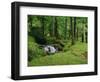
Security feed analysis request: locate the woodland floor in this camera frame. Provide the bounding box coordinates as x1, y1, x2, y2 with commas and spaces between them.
28, 42, 88, 66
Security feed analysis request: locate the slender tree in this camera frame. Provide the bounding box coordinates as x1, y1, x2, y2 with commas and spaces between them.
70, 17, 74, 45
74, 17, 76, 41
81, 18, 85, 42
82, 32, 84, 42
76, 27, 78, 40
85, 31, 87, 43
85, 24, 88, 43
65, 17, 67, 39
49, 17, 52, 37
54, 17, 58, 38
41, 16, 45, 36
76, 18, 79, 40
52, 16, 55, 36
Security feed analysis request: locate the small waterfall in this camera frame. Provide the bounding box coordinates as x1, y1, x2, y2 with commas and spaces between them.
44, 45, 57, 54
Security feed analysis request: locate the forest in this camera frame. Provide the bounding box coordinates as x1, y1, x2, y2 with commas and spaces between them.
28, 15, 88, 66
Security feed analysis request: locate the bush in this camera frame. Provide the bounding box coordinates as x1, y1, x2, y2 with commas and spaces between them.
45, 37, 56, 44
29, 27, 47, 45
45, 37, 66, 51
63, 42, 71, 52
53, 44, 63, 51
55, 40, 65, 47
28, 48, 34, 61
28, 36, 46, 61
46, 37, 65, 45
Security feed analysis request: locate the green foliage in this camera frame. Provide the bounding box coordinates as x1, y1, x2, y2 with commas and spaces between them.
28, 42, 87, 66
53, 44, 63, 51
28, 15, 88, 65
28, 36, 46, 61
63, 41, 72, 51
45, 37, 66, 51
45, 37, 56, 44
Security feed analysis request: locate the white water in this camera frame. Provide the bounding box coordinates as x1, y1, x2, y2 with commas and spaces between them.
44, 45, 57, 54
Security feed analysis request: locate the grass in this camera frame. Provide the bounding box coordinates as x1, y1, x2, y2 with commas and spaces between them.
28, 42, 88, 66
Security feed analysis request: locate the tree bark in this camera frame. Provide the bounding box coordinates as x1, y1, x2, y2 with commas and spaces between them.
85, 31, 87, 43
41, 17, 45, 36
65, 17, 67, 39
54, 17, 58, 38
81, 20, 84, 42
76, 27, 78, 40
70, 17, 74, 45
74, 17, 76, 41
82, 32, 84, 42
52, 16, 55, 36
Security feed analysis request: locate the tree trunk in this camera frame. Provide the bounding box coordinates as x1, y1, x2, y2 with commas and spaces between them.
76, 27, 78, 40
74, 17, 76, 41
65, 17, 67, 39
52, 16, 55, 36
83, 24, 86, 43
54, 17, 58, 38
70, 17, 74, 45
41, 17, 45, 36
85, 31, 87, 43
30, 17, 32, 28
49, 17, 53, 36
81, 22, 84, 42
82, 33, 84, 42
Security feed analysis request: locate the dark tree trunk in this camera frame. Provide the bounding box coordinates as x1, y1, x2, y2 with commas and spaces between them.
74, 17, 76, 40
52, 16, 55, 36
81, 19, 85, 43
49, 23, 52, 36
85, 31, 87, 43
41, 17, 45, 36
70, 17, 74, 45
30, 17, 32, 28
76, 27, 78, 40
82, 33, 84, 42
65, 17, 67, 39
49, 17, 53, 36
76, 18, 78, 41
54, 17, 58, 38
